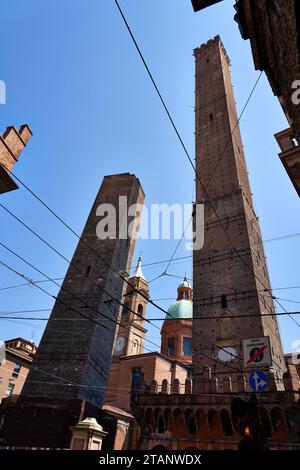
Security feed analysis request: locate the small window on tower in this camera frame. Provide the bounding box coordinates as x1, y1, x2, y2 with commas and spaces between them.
5, 383, 14, 397
138, 304, 143, 316
221, 295, 228, 309
185, 290, 189, 299
167, 337, 175, 356
122, 303, 129, 316
12, 364, 21, 377
133, 339, 139, 354
209, 113, 213, 121
86, 265, 91, 276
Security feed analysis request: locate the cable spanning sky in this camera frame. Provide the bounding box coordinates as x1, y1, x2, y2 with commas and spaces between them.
0, 0, 299, 353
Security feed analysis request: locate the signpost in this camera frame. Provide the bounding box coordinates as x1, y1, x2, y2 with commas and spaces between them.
249, 370, 268, 392
243, 336, 271, 368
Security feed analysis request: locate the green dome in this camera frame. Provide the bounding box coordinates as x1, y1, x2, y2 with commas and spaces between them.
167, 299, 192, 319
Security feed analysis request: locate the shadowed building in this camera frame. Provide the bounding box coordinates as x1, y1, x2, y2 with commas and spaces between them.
234, 0, 300, 197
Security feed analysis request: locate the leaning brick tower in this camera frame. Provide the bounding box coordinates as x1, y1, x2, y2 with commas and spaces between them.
193, 36, 286, 392
21, 173, 145, 408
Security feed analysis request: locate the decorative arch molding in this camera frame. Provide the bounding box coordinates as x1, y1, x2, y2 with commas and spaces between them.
217, 310, 236, 340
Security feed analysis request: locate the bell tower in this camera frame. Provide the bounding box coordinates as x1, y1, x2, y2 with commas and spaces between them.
113, 257, 148, 357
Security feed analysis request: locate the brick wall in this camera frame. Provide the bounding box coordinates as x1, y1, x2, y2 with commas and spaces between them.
21, 173, 145, 408
193, 37, 286, 390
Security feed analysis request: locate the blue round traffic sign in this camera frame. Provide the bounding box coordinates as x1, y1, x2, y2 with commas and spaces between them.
249, 370, 268, 392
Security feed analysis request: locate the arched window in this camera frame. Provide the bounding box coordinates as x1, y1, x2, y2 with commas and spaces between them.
85, 265, 91, 276
138, 304, 143, 316
158, 416, 165, 433
221, 294, 228, 309
133, 339, 139, 354
220, 409, 233, 436
223, 376, 232, 393
271, 407, 284, 433
285, 408, 296, 432
164, 409, 172, 431
208, 409, 218, 431
185, 410, 197, 435
261, 408, 272, 437
145, 408, 155, 431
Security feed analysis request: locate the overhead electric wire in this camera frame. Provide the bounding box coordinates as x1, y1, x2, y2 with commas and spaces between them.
0, 246, 164, 354
0, 231, 242, 369
0, 257, 161, 356
0, 2, 292, 376
0, 199, 292, 368
0, 200, 244, 365
2, 310, 300, 322
114, 0, 300, 335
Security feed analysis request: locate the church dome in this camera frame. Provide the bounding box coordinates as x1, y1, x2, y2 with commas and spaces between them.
166, 277, 193, 319
167, 299, 192, 319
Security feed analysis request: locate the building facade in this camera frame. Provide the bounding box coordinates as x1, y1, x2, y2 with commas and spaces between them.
105, 262, 193, 415
0, 124, 32, 194
234, 0, 300, 196
0, 338, 36, 402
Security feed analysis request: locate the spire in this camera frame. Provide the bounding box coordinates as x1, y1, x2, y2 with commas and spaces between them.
131, 256, 147, 282
178, 275, 192, 289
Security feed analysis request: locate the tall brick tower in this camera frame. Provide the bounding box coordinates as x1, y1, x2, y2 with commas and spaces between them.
21, 173, 145, 408
193, 37, 286, 391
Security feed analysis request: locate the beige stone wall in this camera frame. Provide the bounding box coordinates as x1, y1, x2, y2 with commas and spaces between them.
105, 354, 189, 412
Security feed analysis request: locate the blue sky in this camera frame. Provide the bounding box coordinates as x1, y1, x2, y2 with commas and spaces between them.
0, 0, 299, 354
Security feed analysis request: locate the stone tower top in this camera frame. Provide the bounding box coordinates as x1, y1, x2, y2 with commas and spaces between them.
193, 35, 230, 65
